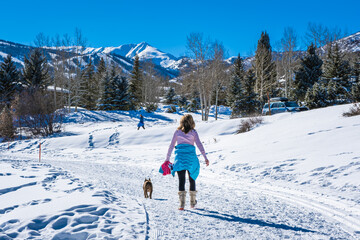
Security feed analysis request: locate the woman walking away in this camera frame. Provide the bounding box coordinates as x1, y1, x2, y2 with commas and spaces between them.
164, 114, 209, 210
137, 114, 145, 130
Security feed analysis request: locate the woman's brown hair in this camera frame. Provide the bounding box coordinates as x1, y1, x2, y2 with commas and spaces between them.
177, 114, 195, 134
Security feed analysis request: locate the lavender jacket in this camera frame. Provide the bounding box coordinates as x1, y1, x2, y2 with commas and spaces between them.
166, 129, 208, 162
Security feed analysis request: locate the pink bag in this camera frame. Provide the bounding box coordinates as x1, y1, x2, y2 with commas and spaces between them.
160, 161, 172, 176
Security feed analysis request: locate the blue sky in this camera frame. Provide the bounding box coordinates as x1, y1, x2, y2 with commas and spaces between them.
1, 0, 359, 58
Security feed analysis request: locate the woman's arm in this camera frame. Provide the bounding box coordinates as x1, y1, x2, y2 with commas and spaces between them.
193, 130, 209, 162
165, 130, 178, 162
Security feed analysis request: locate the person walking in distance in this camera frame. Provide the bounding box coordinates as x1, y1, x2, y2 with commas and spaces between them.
164, 114, 209, 210
137, 114, 145, 130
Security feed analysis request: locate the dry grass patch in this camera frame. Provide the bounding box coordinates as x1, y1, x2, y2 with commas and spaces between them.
237, 116, 264, 134
343, 103, 360, 117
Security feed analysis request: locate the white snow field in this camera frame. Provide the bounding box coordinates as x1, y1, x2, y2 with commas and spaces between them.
0, 104, 360, 239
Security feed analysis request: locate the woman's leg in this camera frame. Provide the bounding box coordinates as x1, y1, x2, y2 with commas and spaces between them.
187, 171, 196, 191
177, 170, 186, 191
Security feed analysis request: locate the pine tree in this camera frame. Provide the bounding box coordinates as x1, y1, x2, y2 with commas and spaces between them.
237, 68, 260, 116
165, 87, 176, 104
327, 80, 339, 105
305, 82, 328, 109
95, 57, 107, 105
112, 75, 129, 110
0, 106, 15, 141
187, 91, 201, 112
254, 32, 277, 101
0, 55, 19, 107
227, 54, 245, 110
351, 57, 360, 102
99, 71, 112, 110
128, 55, 143, 110
22, 48, 50, 90
323, 43, 351, 89
80, 60, 97, 110
178, 96, 188, 109
293, 43, 323, 102
352, 83, 360, 102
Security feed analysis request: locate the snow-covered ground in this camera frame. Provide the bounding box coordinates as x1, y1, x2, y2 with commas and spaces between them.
1, 104, 360, 239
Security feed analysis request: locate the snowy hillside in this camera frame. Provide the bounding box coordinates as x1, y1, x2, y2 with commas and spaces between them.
1, 104, 360, 239
334, 31, 360, 52
1, 30, 359, 81
0, 40, 181, 78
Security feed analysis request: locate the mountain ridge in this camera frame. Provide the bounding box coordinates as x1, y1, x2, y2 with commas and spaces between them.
0, 31, 359, 79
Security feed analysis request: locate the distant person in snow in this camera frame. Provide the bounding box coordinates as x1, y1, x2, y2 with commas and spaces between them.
164, 114, 209, 210
137, 114, 145, 130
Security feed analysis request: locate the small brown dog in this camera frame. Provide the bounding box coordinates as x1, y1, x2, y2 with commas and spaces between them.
143, 178, 153, 199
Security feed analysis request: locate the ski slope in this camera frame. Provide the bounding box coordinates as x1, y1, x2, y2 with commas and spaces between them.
1, 104, 360, 239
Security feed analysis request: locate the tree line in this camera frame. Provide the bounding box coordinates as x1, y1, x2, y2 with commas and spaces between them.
0, 30, 166, 141
1, 24, 360, 140
175, 23, 359, 120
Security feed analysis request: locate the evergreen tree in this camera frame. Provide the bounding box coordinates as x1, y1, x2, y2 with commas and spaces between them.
128, 55, 143, 110
293, 43, 323, 102
95, 57, 107, 106
305, 82, 328, 109
165, 87, 176, 104
254, 31, 277, 100
352, 83, 360, 102
0, 55, 19, 107
323, 43, 351, 89
80, 60, 97, 110
99, 65, 129, 110
178, 96, 187, 108
0, 105, 15, 141
236, 68, 260, 116
227, 54, 245, 109
99, 71, 112, 110
112, 75, 129, 110
187, 91, 201, 112
327, 80, 339, 105
22, 48, 50, 90
351, 57, 360, 102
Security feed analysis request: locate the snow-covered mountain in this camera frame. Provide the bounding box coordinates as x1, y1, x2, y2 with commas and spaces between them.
0, 40, 181, 79
0, 31, 359, 80
334, 31, 360, 52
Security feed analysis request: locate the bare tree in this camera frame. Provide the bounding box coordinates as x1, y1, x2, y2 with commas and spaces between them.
281, 27, 297, 98
305, 22, 329, 49
142, 60, 161, 109
209, 40, 228, 120
73, 28, 87, 112
186, 32, 212, 120
305, 23, 345, 56
34, 32, 50, 48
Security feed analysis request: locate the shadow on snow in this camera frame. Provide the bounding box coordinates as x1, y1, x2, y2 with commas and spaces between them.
190, 209, 318, 234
